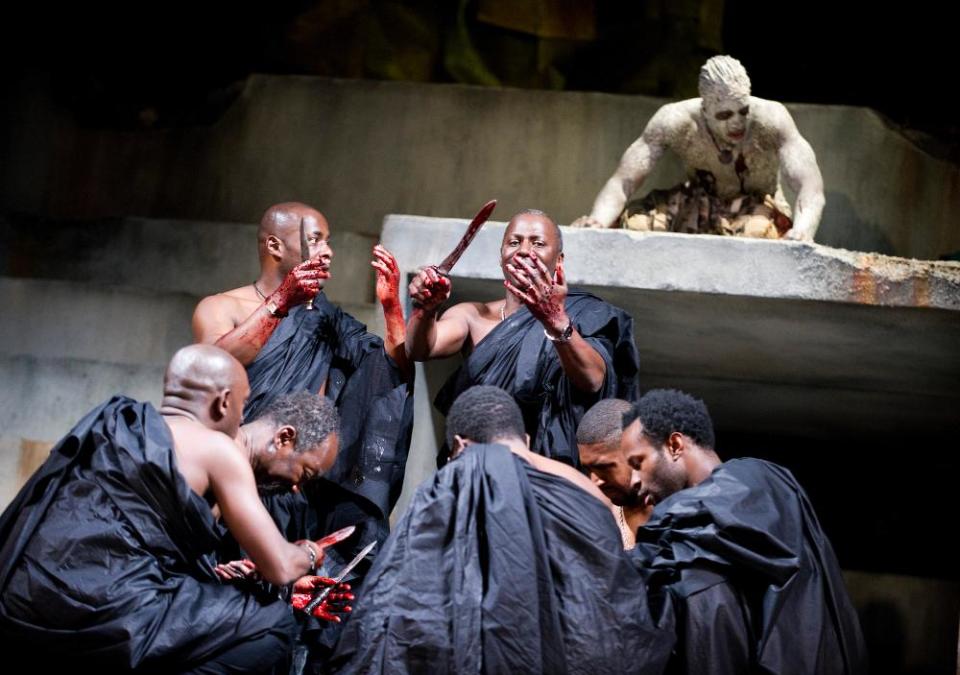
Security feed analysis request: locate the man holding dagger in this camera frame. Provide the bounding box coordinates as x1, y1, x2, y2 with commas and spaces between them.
192, 202, 414, 664
406, 207, 640, 468
0, 345, 353, 673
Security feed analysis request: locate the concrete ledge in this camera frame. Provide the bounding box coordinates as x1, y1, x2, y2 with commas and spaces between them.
382, 214, 960, 498
0, 277, 384, 369
383, 215, 960, 311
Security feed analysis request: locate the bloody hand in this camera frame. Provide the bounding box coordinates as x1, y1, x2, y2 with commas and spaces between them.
408, 265, 451, 313
291, 576, 355, 622
504, 252, 569, 335
371, 245, 401, 309
270, 259, 330, 315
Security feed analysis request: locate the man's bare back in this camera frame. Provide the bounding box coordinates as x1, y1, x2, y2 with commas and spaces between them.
509, 442, 611, 507
166, 415, 244, 501
158, 344, 331, 585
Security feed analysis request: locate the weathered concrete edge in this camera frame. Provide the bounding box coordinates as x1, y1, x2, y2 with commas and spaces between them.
382, 215, 960, 311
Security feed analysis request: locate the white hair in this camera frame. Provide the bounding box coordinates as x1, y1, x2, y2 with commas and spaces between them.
698, 55, 751, 105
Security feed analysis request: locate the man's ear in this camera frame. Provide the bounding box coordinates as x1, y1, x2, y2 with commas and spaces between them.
450, 434, 471, 460
211, 388, 231, 421
523, 433, 531, 449
266, 234, 284, 260
666, 431, 685, 460
274, 425, 298, 455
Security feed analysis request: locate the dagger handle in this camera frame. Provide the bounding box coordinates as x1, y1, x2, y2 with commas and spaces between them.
303, 583, 335, 614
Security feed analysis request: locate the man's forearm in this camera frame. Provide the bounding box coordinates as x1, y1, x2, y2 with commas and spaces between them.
790, 188, 825, 241
381, 298, 412, 380
404, 307, 440, 361
590, 177, 631, 228
215, 307, 282, 366
553, 331, 606, 393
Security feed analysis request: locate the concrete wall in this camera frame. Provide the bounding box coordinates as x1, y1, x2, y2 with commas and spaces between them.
0, 217, 384, 508
3, 74, 958, 260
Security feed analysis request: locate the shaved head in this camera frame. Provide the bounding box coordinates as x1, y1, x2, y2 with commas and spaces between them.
256, 202, 332, 276
506, 209, 563, 252
162, 344, 250, 437
578, 398, 638, 506
165, 344, 246, 395
258, 202, 327, 242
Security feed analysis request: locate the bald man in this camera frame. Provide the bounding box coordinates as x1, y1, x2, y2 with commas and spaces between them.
0, 345, 349, 673
193, 202, 406, 373
572, 56, 824, 241
191, 202, 414, 617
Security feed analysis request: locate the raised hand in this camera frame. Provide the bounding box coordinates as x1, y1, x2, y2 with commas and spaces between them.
271, 259, 330, 314
504, 252, 570, 335
408, 265, 452, 313
371, 245, 401, 309
371, 244, 412, 379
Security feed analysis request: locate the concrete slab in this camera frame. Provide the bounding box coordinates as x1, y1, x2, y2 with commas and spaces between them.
383, 215, 960, 311
382, 215, 960, 514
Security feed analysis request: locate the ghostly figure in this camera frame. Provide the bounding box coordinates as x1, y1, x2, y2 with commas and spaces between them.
573, 55, 825, 241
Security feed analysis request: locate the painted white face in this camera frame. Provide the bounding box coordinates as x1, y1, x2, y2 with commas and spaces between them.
704, 96, 750, 145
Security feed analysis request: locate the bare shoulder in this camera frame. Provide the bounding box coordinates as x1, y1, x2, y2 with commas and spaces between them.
750, 97, 798, 138
193, 286, 259, 336
440, 300, 484, 320
649, 99, 698, 132
516, 449, 611, 506
165, 417, 247, 495
167, 417, 239, 457
197, 285, 257, 313
191, 424, 249, 478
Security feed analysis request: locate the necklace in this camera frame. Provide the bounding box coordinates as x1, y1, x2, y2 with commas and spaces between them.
500, 303, 506, 322
253, 281, 267, 300
616, 506, 630, 545
703, 112, 735, 165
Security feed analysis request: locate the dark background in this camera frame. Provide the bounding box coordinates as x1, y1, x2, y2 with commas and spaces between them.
2, 1, 957, 161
